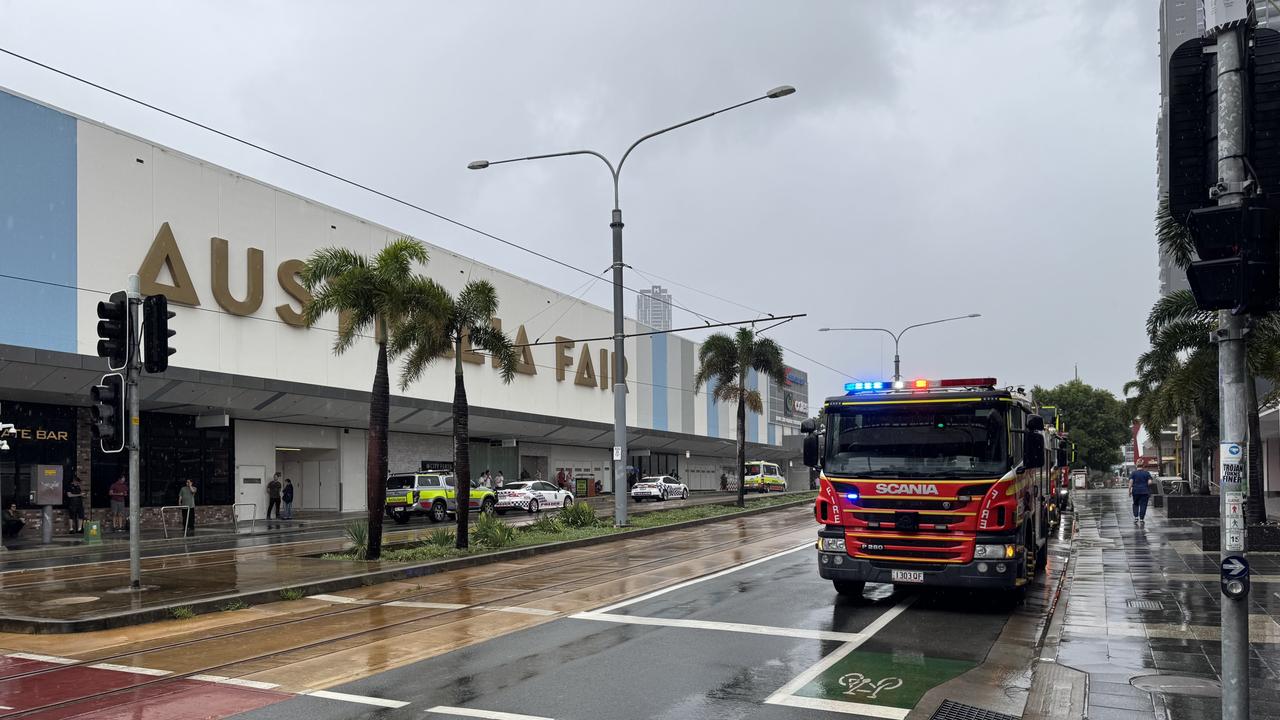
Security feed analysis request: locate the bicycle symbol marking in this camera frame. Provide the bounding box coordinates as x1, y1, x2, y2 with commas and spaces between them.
837, 673, 904, 700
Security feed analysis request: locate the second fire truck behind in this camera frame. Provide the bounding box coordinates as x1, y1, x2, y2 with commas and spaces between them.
801, 377, 1059, 597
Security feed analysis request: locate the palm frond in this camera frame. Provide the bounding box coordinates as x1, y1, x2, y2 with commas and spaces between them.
1146, 289, 1213, 340
456, 280, 500, 329
1156, 194, 1196, 271
743, 389, 764, 414
469, 324, 517, 384
713, 382, 742, 404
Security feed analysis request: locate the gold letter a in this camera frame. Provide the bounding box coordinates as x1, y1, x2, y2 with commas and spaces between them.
138, 223, 201, 306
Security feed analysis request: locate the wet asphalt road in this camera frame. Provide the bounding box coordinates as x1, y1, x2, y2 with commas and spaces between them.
230, 542, 1030, 720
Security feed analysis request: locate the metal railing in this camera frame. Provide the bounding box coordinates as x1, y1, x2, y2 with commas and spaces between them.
159, 505, 193, 539
232, 503, 257, 532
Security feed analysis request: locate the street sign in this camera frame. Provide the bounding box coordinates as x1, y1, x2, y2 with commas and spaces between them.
613, 446, 622, 461
1219, 442, 1242, 485
1205, 0, 1251, 34
1221, 555, 1249, 578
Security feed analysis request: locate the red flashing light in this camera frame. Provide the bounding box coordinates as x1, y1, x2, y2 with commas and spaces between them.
939, 377, 998, 388
913, 379, 929, 389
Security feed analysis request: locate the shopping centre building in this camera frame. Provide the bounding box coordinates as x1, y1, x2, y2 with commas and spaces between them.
0, 87, 811, 523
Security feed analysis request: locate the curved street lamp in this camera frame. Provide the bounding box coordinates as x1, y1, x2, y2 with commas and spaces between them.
469, 86, 795, 526
818, 313, 981, 382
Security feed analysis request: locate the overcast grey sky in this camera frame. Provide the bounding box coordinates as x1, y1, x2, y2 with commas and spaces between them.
0, 0, 1156, 402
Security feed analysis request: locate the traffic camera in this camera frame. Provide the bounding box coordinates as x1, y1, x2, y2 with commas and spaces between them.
142, 294, 176, 373
96, 291, 130, 370
90, 373, 125, 453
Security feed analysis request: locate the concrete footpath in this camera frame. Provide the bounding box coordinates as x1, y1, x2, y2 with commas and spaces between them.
1028, 489, 1280, 720
0, 492, 812, 633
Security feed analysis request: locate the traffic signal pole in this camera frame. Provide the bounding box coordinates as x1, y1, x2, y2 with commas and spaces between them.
1214, 24, 1250, 720
127, 274, 142, 589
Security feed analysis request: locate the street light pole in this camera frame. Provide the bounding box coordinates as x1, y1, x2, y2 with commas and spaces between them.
819, 313, 981, 382
469, 86, 795, 527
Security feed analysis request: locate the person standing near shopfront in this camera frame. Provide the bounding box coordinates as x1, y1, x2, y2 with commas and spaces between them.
266, 472, 282, 520
64, 474, 85, 534
1128, 467, 1152, 526
282, 478, 294, 520
178, 478, 197, 537
109, 474, 128, 533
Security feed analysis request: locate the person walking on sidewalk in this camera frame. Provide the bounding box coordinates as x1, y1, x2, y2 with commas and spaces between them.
282, 478, 294, 520
109, 474, 127, 533
1128, 467, 1152, 525
266, 472, 282, 520
178, 478, 197, 537
65, 475, 85, 534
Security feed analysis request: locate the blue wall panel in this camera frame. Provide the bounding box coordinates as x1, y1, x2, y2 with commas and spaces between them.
0, 91, 77, 352
747, 369, 759, 443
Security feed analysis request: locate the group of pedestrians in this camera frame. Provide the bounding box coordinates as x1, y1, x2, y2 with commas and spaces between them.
476, 469, 505, 490
266, 472, 294, 520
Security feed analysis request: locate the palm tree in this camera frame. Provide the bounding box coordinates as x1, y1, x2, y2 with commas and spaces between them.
394, 279, 517, 548
694, 327, 786, 508
300, 238, 430, 560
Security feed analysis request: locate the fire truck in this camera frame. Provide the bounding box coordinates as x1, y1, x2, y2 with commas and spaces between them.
801, 377, 1055, 597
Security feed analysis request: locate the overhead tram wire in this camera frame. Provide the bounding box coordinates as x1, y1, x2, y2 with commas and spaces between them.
0, 46, 853, 380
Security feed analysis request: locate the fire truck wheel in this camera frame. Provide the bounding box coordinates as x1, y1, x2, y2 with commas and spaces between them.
833, 580, 865, 597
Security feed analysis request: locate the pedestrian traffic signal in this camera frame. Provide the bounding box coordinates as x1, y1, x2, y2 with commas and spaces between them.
142, 294, 176, 374
90, 373, 125, 453
1185, 201, 1280, 314
96, 291, 130, 371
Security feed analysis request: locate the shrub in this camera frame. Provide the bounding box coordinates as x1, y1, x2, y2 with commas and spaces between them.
472, 511, 517, 548
344, 519, 369, 559
524, 514, 563, 534
427, 527, 455, 547
169, 606, 195, 620
219, 600, 248, 612
559, 500, 600, 528
279, 588, 305, 601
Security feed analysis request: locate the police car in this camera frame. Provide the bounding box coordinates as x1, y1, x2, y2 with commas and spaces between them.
495, 481, 574, 514
630, 475, 688, 502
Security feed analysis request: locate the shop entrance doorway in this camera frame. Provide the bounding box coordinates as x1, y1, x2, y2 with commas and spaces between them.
276, 449, 339, 510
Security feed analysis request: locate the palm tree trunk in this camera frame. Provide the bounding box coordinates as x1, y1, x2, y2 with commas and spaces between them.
736, 383, 746, 509
1246, 376, 1266, 524
453, 337, 472, 549
365, 338, 389, 560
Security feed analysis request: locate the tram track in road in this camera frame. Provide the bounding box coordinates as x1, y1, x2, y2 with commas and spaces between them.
0, 509, 816, 718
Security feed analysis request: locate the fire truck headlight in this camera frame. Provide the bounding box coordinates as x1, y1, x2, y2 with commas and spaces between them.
974, 544, 1016, 559
821, 537, 846, 552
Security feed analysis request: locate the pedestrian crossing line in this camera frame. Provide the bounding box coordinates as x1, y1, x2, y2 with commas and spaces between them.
478, 605, 559, 616
87, 662, 170, 676
570, 611, 862, 642
309, 594, 369, 604
305, 689, 409, 708
386, 600, 469, 610
5, 652, 76, 664
308, 595, 558, 616
189, 674, 281, 690
427, 705, 556, 720
765, 694, 910, 719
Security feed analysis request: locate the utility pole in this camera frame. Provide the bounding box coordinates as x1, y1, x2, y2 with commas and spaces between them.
127, 274, 142, 589
1214, 23, 1250, 720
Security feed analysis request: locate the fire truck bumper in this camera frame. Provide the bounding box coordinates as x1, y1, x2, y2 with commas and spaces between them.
817, 552, 1020, 589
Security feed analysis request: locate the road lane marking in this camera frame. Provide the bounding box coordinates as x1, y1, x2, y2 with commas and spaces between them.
592, 541, 812, 613
479, 605, 559, 616
190, 674, 281, 690
5, 652, 76, 664
765, 694, 909, 719
427, 706, 555, 720
570, 611, 862, 642
305, 689, 410, 708
309, 593, 369, 604
386, 601, 469, 610
87, 662, 171, 676
763, 596, 916, 716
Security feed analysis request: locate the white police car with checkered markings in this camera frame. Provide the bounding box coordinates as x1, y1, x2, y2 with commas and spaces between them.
630, 475, 688, 502
495, 480, 574, 514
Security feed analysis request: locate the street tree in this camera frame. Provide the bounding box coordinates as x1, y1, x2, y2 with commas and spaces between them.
301, 238, 430, 560
1032, 379, 1130, 471
693, 327, 786, 508
394, 279, 517, 548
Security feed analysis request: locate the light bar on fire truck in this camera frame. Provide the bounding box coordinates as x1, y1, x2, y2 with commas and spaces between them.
843, 377, 998, 394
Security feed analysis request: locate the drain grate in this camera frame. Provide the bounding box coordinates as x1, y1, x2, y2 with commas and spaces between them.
1126, 599, 1164, 610
930, 699, 1019, 720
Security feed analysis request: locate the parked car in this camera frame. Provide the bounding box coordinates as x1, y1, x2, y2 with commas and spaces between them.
496, 480, 574, 514
742, 461, 786, 493
630, 475, 688, 502
384, 473, 496, 524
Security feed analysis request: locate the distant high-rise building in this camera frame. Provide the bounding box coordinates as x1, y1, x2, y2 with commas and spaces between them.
1156, 2, 1277, 296
636, 285, 673, 331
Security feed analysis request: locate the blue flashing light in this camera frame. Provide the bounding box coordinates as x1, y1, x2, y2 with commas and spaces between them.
845, 492, 860, 501
845, 381, 889, 394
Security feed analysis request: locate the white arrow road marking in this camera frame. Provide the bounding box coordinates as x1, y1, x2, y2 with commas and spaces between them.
304, 690, 409, 708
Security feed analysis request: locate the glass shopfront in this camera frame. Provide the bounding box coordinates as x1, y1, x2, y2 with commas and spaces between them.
0, 401, 77, 509
1, 399, 233, 509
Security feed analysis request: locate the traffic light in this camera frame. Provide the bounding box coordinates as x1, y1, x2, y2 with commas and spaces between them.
1185, 200, 1280, 314
96, 290, 130, 371
90, 373, 125, 453
142, 294, 176, 374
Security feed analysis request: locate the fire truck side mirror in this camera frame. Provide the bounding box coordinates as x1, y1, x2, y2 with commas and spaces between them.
1023, 430, 1045, 470
800, 418, 816, 434
802, 433, 820, 468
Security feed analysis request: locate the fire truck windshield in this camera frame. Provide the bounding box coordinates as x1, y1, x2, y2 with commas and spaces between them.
824, 402, 1009, 477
